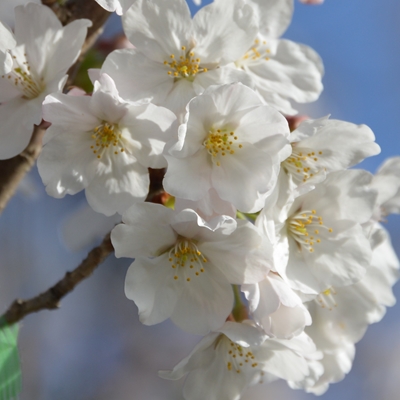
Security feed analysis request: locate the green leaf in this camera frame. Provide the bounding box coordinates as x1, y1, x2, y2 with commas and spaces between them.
0, 319, 21, 400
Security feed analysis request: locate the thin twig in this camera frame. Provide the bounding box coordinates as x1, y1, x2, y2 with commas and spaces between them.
0, 232, 113, 327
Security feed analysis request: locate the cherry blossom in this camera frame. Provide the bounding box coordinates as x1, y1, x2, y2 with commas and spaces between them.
111, 203, 271, 334
99, 0, 257, 116
160, 321, 322, 400
282, 116, 380, 188
226, 0, 324, 114
258, 169, 376, 294
38, 73, 176, 216
0, 3, 91, 159
163, 83, 291, 213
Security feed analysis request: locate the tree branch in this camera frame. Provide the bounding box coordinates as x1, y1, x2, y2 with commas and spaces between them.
0, 232, 113, 327
0, 125, 45, 214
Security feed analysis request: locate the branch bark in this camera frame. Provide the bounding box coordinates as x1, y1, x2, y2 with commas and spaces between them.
0, 232, 113, 327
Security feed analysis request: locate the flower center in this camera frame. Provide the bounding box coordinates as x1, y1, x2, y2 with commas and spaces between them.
215, 335, 262, 376
168, 238, 207, 282
203, 128, 242, 167
90, 122, 125, 159
288, 209, 333, 253
236, 38, 271, 68
315, 287, 337, 310
282, 144, 324, 184
1, 47, 44, 99
164, 46, 208, 81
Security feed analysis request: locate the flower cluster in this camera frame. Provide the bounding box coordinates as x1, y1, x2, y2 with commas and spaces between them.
0, 1, 398, 399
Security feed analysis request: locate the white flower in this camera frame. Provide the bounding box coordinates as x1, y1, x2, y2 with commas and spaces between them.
38, 73, 177, 216
163, 83, 291, 213
0, 3, 91, 159
242, 273, 312, 339
258, 169, 376, 294
111, 203, 271, 335
100, 0, 257, 116
226, 0, 324, 114
94, 0, 135, 15
282, 116, 380, 188
160, 321, 321, 400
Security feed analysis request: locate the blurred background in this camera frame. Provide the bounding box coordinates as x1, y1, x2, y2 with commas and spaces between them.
1, 0, 400, 399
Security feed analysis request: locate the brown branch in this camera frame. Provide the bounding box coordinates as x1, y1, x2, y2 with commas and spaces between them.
0, 169, 165, 327
0, 125, 45, 214
0, 1, 110, 215
0, 232, 113, 327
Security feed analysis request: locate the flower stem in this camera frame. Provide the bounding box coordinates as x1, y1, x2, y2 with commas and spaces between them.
232, 285, 248, 322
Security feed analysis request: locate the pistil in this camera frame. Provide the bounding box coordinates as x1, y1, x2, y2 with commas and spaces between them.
164, 46, 208, 81
203, 128, 242, 167
288, 209, 333, 252
90, 122, 125, 159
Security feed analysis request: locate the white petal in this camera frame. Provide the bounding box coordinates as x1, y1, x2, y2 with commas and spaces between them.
37, 129, 98, 197
0, 75, 21, 103
95, 0, 135, 15
90, 74, 127, 123
164, 149, 212, 201
0, 21, 16, 75
170, 265, 234, 335
0, 95, 42, 159
250, 0, 294, 37
123, 0, 192, 62
247, 39, 324, 106
101, 49, 173, 104
218, 321, 267, 347
159, 333, 220, 381
193, 0, 258, 64
295, 118, 381, 171
14, 4, 91, 82
111, 202, 177, 258
125, 255, 181, 325
211, 142, 274, 213
303, 221, 371, 289
200, 221, 271, 284
85, 154, 149, 216
121, 102, 176, 168
42, 93, 98, 134
182, 352, 249, 400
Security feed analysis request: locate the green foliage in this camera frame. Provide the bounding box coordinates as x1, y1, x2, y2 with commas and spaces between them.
0, 319, 21, 400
